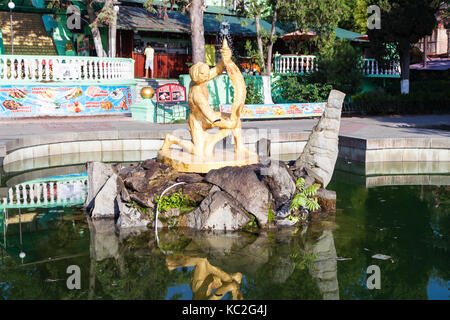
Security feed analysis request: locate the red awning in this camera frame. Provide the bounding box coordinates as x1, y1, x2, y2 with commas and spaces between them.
281, 30, 317, 40
356, 35, 369, 41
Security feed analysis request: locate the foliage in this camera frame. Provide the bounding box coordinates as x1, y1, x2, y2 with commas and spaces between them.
272, 75, 332, 103
290, 251, 318, 270
243, 215, 259, 230
127, 200, 151, 215
285, 214, 300, 223
279, 0, 347, 57
290, 178, 321, 212
350, 89, 450, 115
244, 40, 263, 69
245, 77, 264, 104
268, 206, 275, 223
310, 40, 364, 96
154, 189, 192, 213
337, 0, 370, 33
143, 0, 190, 16
235, 0, 280, 74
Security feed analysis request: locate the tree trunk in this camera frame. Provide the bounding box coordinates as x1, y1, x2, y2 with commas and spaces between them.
191, 0, 205, 64
87, 0, 104, 57
255, 14, 265, 74
399, 42, 411, 94
265, 8, 277, 75
109, 11, 117, 57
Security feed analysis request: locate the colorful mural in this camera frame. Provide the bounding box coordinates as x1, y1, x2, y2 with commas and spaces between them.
220, 102, 326, 119
0, 84, 134, 117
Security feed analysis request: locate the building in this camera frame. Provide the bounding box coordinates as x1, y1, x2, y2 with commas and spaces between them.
417, 3, 450, 58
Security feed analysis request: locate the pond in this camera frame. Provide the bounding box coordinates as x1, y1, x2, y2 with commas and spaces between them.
0, 159, 448, 300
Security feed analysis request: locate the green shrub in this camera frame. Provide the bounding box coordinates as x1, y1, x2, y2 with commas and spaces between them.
351, 90, 450, 115
244, 77, 264, 104
272, 75, 332, 103
154, 190, 194, 213
310, 40, 364, 96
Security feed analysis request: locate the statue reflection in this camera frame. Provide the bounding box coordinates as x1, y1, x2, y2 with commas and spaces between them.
166, 255, 244, 300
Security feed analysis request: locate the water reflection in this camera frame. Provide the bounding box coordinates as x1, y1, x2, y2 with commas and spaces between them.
0, 181, 448, 300
166, 255, 243, 300
81, 216, 340, 300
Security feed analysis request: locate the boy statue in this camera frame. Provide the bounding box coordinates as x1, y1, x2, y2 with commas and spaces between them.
160, 40, 252, 159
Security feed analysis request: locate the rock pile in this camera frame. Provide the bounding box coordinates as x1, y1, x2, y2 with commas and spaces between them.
85, 156, 337, 234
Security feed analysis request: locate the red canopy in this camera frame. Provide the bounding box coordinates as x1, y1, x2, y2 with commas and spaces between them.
281, 30, 317, 40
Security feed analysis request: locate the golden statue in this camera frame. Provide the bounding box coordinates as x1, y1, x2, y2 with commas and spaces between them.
158, 40, 259, 173
166, 255, 244, 300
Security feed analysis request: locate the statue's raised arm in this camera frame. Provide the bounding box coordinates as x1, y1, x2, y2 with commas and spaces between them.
213, 39, 246, 129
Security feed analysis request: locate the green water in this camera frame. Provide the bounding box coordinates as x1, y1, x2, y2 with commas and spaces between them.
0, 171, 448, 300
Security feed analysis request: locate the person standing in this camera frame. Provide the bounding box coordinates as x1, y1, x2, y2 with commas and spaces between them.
144, 42, 155, 78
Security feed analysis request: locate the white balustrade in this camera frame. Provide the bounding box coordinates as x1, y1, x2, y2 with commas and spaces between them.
275, 55, 318, 74
0, 55, 135, 82
361, 59, 401, 76
275, 55, 401, 77
0, 179, 88, 208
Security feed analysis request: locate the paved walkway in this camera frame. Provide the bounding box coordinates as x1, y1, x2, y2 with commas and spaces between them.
0, 114, 448, 166
0, 114, 448, 143
0, 114, 449, 157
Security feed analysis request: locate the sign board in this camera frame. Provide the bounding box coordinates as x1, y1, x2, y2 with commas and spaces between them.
156, 83, 186, 103
220, 102, 326, 119
0, 84, 134, 117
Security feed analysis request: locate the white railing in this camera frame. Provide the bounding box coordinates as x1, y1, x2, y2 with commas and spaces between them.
0, 179, 88, 209
0, 55, 135, 82
361, 58, 401, 77
275, 55, 317, 74
275, 55, 401, 77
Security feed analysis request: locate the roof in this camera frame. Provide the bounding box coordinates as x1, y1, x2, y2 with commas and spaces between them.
116, 6, 286, 35
117, 6, 191, 33
335, 27, 368, 42
410, 59, 450, 71
120, 0, 236, 15
204, 13, 286, 36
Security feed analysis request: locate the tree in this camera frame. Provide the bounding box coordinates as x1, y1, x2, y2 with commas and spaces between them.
367, 0, 440, 94
353, 0, 369, 34
279, 0, 348, 58
190, 0, 206, 63
236, 0, 279, 76
85, 0, 106, 57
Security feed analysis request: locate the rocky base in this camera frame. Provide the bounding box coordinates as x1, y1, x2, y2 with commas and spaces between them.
84, 157, 337, 235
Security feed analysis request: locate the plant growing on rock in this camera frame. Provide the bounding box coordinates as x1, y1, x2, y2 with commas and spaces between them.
290, 177, 321, 213
154, 189, 192, 213
127, 201, 152, 216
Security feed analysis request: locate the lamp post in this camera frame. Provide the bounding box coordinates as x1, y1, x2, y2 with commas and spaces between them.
8, 1, 15, 54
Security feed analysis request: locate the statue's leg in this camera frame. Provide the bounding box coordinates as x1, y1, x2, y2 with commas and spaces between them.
204, 129, 231, 156
232, 126, 251, 155
161, 133, 196, 155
